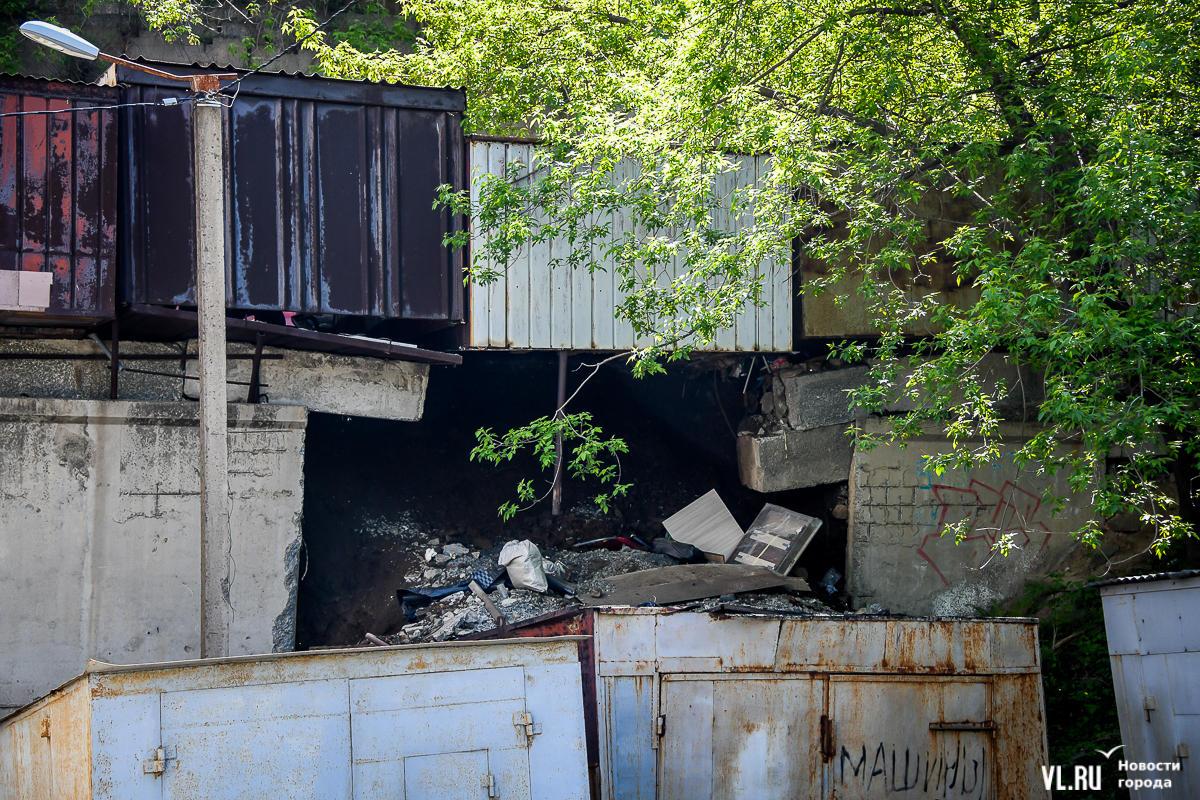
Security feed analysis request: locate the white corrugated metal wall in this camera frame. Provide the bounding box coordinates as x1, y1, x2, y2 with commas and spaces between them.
468, 142, 791, 351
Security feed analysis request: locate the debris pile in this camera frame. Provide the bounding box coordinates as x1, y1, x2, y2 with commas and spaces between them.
370, 491, 840, 648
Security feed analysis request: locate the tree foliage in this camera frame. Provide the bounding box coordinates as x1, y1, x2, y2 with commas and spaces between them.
145, 0, 1200, 544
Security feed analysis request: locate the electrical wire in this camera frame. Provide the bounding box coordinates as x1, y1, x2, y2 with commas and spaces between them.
0, 97, 197, 119
217, 0, 364, 98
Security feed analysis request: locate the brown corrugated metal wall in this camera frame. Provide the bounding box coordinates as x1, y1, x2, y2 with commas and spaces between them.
117, 63, 466, 322
0, 77, 117, 323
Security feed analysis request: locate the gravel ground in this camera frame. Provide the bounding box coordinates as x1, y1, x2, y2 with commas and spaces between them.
371, 541, 835, 646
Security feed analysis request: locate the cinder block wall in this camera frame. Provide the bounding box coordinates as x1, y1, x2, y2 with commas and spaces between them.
0, 399, 307, 712
848, 418, 1090, 615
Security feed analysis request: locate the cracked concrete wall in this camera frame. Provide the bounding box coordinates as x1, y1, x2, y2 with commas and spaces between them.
847, 417, 1089, 616
0, 339, 428, 421
0, 398, 306, 712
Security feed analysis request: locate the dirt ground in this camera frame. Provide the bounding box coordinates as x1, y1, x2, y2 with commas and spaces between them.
296, 351, 848, 648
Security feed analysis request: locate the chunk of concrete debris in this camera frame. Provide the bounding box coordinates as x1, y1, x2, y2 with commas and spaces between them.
498, 539, 549, 593
661, 489, 744, 562
444, 542, 470, 557
730, 503, 822, 576
424, 547, 437, 562
433, 553, 453, 565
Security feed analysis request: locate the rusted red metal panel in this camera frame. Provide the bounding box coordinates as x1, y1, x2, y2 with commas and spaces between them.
117, 62, 466, 323
0, 77, 117, 323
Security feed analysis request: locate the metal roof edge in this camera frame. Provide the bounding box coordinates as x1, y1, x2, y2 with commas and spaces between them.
0, 73, 119, 95
107, 305, 463, 366
114, 58, 465, 111
1087, 569, 1200, 589
83, 635, 589, 675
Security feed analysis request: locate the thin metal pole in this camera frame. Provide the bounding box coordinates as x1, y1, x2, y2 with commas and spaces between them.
195, 98, 231, 659
552, 350, 567, 516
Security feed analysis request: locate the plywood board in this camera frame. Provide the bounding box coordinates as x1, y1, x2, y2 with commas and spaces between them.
582, 564, 810, 606
661, 489, 744, 562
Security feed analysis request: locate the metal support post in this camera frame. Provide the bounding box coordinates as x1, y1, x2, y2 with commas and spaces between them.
194, 98, 230, 658
552, 350, 567, 516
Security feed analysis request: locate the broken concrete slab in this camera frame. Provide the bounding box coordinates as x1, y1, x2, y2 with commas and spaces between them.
737, 423, 855, 492
0, 398, 306, 713
776, 365, 872, 430
774, 354, 1042, 432
661, 489, 744, 562
186, 341, 429, 421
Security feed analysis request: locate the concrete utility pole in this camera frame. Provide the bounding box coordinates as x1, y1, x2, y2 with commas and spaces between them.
194, 97, 231, 659
17, 21, 240, 659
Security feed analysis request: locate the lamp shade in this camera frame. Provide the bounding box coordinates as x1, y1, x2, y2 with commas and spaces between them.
19, 21, 100, 60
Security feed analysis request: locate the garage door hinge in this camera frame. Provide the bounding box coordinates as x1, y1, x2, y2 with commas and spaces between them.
513, 713, 542, 746
656, 715, 665, 736
820, 716, 835, 761
142, 746, 177, 775
481, 773, 497, 798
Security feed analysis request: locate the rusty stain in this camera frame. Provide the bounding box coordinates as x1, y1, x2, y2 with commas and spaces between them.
0, 77, 117, 323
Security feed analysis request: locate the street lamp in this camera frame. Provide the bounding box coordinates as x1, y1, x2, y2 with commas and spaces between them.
23, 20, 237, 659
20, 22, 235, 91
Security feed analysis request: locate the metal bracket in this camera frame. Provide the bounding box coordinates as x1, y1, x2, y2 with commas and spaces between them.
513, 713, 542, 746
656, 715, 665, 736
142, 746, 177, 775
481, 773, 498, 798
930, 721, 997, 732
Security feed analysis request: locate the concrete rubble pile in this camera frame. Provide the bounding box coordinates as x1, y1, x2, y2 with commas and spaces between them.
369, 490, 840, 647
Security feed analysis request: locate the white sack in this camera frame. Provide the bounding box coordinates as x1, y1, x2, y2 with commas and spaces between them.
497, 539, 549, 593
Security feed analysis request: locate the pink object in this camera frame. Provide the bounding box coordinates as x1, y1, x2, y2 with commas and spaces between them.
283, 311, 296, 327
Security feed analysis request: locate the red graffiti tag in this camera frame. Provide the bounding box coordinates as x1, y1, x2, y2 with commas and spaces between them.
917, 480, 1052, 585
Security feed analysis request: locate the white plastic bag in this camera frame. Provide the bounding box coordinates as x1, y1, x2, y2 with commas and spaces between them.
497, 539, 548, 593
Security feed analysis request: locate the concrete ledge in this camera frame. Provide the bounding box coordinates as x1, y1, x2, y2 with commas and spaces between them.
0, 338, 429, 422
0, 397, 307, 427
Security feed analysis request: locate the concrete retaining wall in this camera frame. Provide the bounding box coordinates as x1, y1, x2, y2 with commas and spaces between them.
847, 418, 1089, 616
0, 398, 307, 712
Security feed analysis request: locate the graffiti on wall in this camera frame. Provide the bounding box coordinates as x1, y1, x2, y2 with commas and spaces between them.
837, 740, 989, 799
917, 478, 1052, 586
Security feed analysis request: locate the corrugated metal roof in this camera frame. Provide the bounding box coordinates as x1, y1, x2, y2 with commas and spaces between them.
117, 57, 466, 110
1087, 569, 1200, 588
